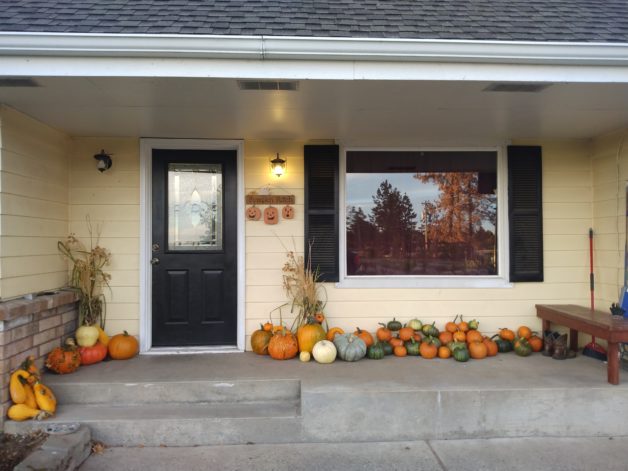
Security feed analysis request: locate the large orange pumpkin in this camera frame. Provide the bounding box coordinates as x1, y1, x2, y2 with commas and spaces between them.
398, 327, 414, 342
482, 337, 498, 357
326, 327, 345, 341
528, 334, 543, 352
251, 327, 273, 355
499, 328, 516, 342
78, 342, 108, 365
108, 331, 139, 360
297, 323, 326, 353
419, 341, 438, 359
469, 341, 488, 359
268, 331, 299, 360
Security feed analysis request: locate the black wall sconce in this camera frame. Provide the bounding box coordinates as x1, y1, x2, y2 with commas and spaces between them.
270, 153, 287, 177
94, 149, 112, 173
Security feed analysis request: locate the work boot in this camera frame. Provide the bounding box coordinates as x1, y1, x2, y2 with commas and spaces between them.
543, 330, 558, 357
552, 334, 576, 360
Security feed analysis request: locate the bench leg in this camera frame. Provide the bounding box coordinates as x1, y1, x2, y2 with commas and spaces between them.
608, 342, 620, 385
569, 329, 579, 352
542, 319, 551, 331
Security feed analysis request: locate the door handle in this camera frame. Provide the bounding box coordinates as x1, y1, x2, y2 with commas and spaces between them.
150, 257, 160, 265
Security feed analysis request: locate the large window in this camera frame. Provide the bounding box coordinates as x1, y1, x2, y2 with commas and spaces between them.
345, 150, 498, 277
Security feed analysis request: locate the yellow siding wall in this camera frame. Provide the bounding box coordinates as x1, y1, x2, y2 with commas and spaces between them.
591, 129, 628, 310
0, 106, 70, 300
68, 138, 140, 335
244, 140, 593, 349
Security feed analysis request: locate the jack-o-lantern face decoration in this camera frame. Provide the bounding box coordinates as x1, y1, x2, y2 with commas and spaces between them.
246, 206, 261, 221
264, 206, 279, 225
282, 205, 294, 219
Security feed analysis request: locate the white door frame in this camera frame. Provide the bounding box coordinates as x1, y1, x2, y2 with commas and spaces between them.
139, 138, 245, 353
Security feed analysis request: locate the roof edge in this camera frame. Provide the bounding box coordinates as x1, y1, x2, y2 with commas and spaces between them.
1, 32, 628, 65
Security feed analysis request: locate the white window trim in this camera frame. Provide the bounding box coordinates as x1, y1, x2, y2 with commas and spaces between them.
337, 145, 512, 289
139, 138, 245, 353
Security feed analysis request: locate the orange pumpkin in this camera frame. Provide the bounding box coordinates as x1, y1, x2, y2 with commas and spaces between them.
326, 327, 345, 342
78, 342, 108, 365
268, 331, 299, 360
453, 330, 467, 342
419, 341, 438, 359
298, 323, 327, 353
438, 346, 451, 359
273, 325, 286, 333
528, 334, 543, 352
354, 328, 374, 348
439, 331, 453, 345
499, 328, 515, 342
389, 337, 404, 348
108, 331, 139, 360
482, 337, 498, 357
315, 312, 325, 324
398, 326, 414, 342
517, 326, 532, 340
263, 322, 273, 332
393, 345, 407, 357
469, 341, 488, 359
376, 324, 393, 342
445, 321, 459, 334
457, 320, 470, 333
413, 332, 422, 342
46, 344, 81, 374
466, 330, 483, 344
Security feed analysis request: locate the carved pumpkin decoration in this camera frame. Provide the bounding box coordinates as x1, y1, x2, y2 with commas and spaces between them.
268, 330, 299, 360
264, 206, 279, 225
282, 205, 295, 219
246, 205, 261, 221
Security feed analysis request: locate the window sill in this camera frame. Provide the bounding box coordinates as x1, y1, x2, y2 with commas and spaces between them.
335, 276, 513, 289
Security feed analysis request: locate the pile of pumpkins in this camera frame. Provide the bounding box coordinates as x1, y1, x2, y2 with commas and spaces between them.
7, 355, 57, 421
45, 325, 139, 375
251, 314, 544, 364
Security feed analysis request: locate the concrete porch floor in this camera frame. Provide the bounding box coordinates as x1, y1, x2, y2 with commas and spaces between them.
9, 352, 628, 447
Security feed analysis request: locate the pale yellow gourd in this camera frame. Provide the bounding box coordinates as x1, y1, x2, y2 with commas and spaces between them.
7, 404, 48, 421
9, 369, 30, 404
96, 325, 110, 347
33, 382, 57, 414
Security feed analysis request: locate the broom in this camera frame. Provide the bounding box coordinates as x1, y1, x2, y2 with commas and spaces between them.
583, 228, 608, 361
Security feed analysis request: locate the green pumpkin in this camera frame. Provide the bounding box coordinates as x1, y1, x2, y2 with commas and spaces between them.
427, 336, 441, 348
386, 318, 402, 332
381, 342, 393, 356
514, 338, 532, 357
492, 335, 513, 353
453, 347, 470, 362
406, 318, 423, 331
333, 334, 367, 362
367, 342, 385, 360
448, 341, 467, 352
405, 338, 420, 356
421, 322, 439, 337
468, 319, 480, 330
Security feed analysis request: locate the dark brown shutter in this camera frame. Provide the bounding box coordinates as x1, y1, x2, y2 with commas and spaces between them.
304, 145, 339, 282
508, 145, 543, 282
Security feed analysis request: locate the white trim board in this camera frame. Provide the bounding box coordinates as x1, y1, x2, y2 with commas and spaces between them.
139, 138, 245, 353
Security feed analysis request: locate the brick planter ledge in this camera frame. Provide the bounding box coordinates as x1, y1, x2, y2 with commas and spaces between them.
1, 290, 79, 428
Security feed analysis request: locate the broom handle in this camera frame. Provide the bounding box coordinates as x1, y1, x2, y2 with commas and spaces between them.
590, 228, 596, 343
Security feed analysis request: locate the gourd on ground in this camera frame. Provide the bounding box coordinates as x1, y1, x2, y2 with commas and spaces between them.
366, 342, 385, 360
7, 404, 49, 422
9, 369, 30, 404
333, 334, 367, 362
312, 340, 337, 364
33, 382, 57, 414
46, 343, 81, 374
268, 330, 299, 360
79, 342, 108, 365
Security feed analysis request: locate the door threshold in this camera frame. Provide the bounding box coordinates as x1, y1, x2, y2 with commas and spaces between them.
143, 346, 243, 355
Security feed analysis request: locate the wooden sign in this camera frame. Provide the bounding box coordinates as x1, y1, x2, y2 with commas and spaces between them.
245, 194, 295, 205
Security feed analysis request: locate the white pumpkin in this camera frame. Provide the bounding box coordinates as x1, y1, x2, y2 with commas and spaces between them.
299, 351, 311, 362
312, 340, 337, 364
75, 325, 99, 347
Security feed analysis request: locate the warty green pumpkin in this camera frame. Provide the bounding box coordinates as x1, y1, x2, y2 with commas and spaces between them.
367, 342, 386, 360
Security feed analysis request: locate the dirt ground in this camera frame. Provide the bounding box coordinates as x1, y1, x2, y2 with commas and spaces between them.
0, 430, 47, 471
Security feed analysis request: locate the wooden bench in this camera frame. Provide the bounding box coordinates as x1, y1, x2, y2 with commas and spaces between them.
536, 304, 628, 385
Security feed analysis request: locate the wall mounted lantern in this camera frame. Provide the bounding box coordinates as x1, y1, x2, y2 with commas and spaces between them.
270, 153, 287, 177
94, 149, 112, 173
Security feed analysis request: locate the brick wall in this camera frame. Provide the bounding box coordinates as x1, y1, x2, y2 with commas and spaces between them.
0, 291, 78, 427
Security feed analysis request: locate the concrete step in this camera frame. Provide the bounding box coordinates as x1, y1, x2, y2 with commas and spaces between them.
46, 378, 300, 405
6, 401, 303, 447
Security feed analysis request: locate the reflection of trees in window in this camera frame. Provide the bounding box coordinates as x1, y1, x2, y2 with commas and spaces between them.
371, 180, 417, 259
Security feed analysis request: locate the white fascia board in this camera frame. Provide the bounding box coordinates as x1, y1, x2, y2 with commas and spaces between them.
1, 32, 628, 66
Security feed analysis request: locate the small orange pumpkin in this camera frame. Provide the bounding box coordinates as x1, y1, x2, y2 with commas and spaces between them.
453, 330, 467, 342
393, 345, 407, 357
499, 328, 516, 342
482, 337, 498, 357
528, 334, 543, 352
263, 322, 274, 332
466, 330, 483, 344
268, 330, 299, 360
439, 331, 453, 345
517, 326, 532, 340
413, 332, 422, 342
398, 326, 414, 342
420, 341, 438, 359
438, 346, 451, 359
354, 328, 374, 347
315, 312, 325, 324
251, 326, 273, 355
469, 341, 488, 360
108, 331, 139, 360
445, 315, 459, 333
326, 327, 345, 341
389, 337, 404, 348
457, 320, 470, 333
376, 324, 393, 342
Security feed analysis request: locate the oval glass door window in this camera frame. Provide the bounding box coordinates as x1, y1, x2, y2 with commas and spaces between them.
168, 163, 223, 251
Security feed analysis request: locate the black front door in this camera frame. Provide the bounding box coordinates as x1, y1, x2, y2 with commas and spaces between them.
151, 149, 237, 346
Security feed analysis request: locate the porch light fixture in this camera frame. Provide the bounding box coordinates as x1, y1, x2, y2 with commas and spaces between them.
94, 149, 112, 173
270, 153, 287, 177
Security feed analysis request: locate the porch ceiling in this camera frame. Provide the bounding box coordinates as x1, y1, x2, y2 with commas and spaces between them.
1, 77, 628, 142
